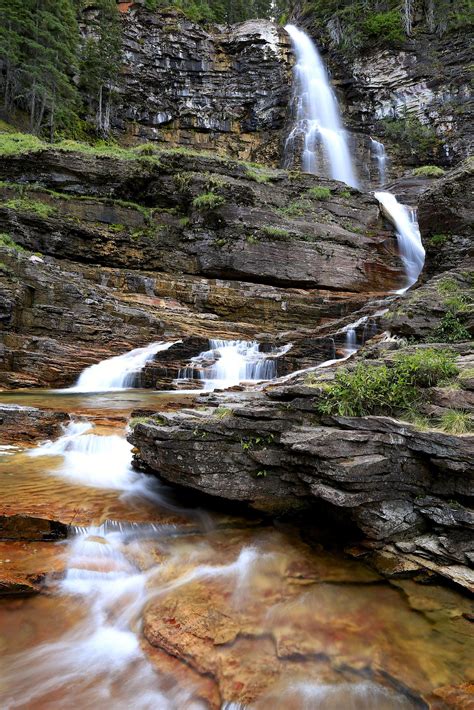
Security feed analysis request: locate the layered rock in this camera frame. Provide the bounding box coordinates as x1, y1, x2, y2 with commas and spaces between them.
130, 350, 474, 590
81, 5, 292, 163
0, 145, 404, 387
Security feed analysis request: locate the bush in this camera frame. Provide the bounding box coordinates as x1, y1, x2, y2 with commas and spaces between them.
431, 312, 471, 343
380, 114, 440, 159
315, 349, 458, 417
413, 165, 445, 177
0, 233, 25, 252
308, 186, 331, 200
192, 192, 226, 210
363, 10, 404, 43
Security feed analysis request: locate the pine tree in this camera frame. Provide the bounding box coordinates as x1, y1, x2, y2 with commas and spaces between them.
0, 0, 80, 138
79, 0, 122, 135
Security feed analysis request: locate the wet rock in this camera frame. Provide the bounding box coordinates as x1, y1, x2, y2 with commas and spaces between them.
0, 405, 69, 443
0, 514, 68, 542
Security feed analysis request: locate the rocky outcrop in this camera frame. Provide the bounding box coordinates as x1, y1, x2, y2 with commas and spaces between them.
130, 348, 474, 590
0, 145, 405, 387
81, 6, 292, 163
0, 404, 69, 442
295, 14, 473, 175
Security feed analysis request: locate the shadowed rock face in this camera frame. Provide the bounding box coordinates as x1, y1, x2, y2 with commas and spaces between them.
129, 360, 474, 590
0, 147, 404, 388
81, 6, 292, 164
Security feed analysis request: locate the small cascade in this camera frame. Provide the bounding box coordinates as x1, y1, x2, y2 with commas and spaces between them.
375, 191, 425, 291
284, 24, 358, 188
70, 341, 181, 393
176, 340, 291, 391
370, 138, 387, 186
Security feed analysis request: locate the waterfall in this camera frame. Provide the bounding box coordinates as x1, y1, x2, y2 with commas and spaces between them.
284, 24, 358, 188
370, 138, 387, 186
176, 339, 291, 391
375, 191, 425, 291
69, 341, 181, 393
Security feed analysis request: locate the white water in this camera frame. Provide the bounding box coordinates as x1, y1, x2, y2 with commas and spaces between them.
370, 138, 387, 186
70, 341, 181, 393
375, 191, 425, 291
284, 24, 358, 188
177, 340, 291, 391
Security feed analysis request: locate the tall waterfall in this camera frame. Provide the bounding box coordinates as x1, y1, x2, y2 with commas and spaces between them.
177, 339, 291, 391
375, 191, 425, 291
70, 341, 180, 393
284, 24, 358, 188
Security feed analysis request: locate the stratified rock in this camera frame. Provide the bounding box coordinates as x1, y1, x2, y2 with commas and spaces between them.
129, 361, 474, 589
81, 6, 292, 164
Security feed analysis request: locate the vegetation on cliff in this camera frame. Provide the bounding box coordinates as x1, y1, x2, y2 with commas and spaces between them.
303, 0, 474, 54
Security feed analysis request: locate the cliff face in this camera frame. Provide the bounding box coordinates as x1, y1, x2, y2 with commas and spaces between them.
293, 12, 473, 179
81, 6, 292, 164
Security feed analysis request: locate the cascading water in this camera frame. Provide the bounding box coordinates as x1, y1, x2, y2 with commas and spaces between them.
375, 191, 425, 291
370, 138, 387, 186
176, 340, 292, 391
284, 24, 358, 188
69, 341, 181, 393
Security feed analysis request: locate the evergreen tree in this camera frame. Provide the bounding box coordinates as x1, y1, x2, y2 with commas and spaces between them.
79, 0, 122, 135
0, 0, 80, 138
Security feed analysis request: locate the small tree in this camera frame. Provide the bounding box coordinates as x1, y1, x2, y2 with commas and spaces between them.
79, 0, 122, 135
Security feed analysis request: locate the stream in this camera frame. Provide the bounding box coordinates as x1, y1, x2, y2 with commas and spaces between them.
0, 384, 472, 708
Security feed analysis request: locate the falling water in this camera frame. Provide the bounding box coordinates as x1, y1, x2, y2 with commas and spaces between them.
284, 24, 358, 188
375, 191, 425, 291
370, 138, 387, 186
69, 341, 181, 393
176, 340, 291, 391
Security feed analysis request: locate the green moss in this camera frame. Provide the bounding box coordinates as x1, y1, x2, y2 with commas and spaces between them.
0, 132, 45, 156
262, 226, 290, 238
438, 410, 473, 434
0, 233, 25, 252
307, 186, 331, 201
213, 406, 233, 419
413, 165, 445, 177
3, 198, 56, 218
192, 192, 225, 210
315, 349, 458, 417
179, 216, 190, 227
339, 190, 351, 199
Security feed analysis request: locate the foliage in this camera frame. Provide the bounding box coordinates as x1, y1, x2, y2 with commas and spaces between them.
192, 192, 225, 210
380, 113, 440, 159
307, 186, 331, 200
438, 410, 473, 435
0, 0, 80, 138
0, 233, 25, 251
143, 0, 278, 24
363, 9, 404, 43
413, 165, 445, 177
428, 233, 448, 246
430, 312, 470, 343
314, 349, 458, 417
245, 167, 272, 183
278, 198, 312, 217
262, 226, 290, 238
79, 0, 122, 136
0, 132, 45, 156
3, 198, 56, 218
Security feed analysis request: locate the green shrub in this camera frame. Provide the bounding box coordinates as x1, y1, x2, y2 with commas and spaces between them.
315, 349, 458, 417
308, 186, 331, 200
431, 312, 470, 343
262, 226, 290, 238
380, 114, 440, 158
192, 192, 226, 210
0, 233, 25, 252
363, 10, 404, 43
439, 410, 473, 435
428, 233, 448, 246
413, 165, 445, 177
245, 167, 272, 184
